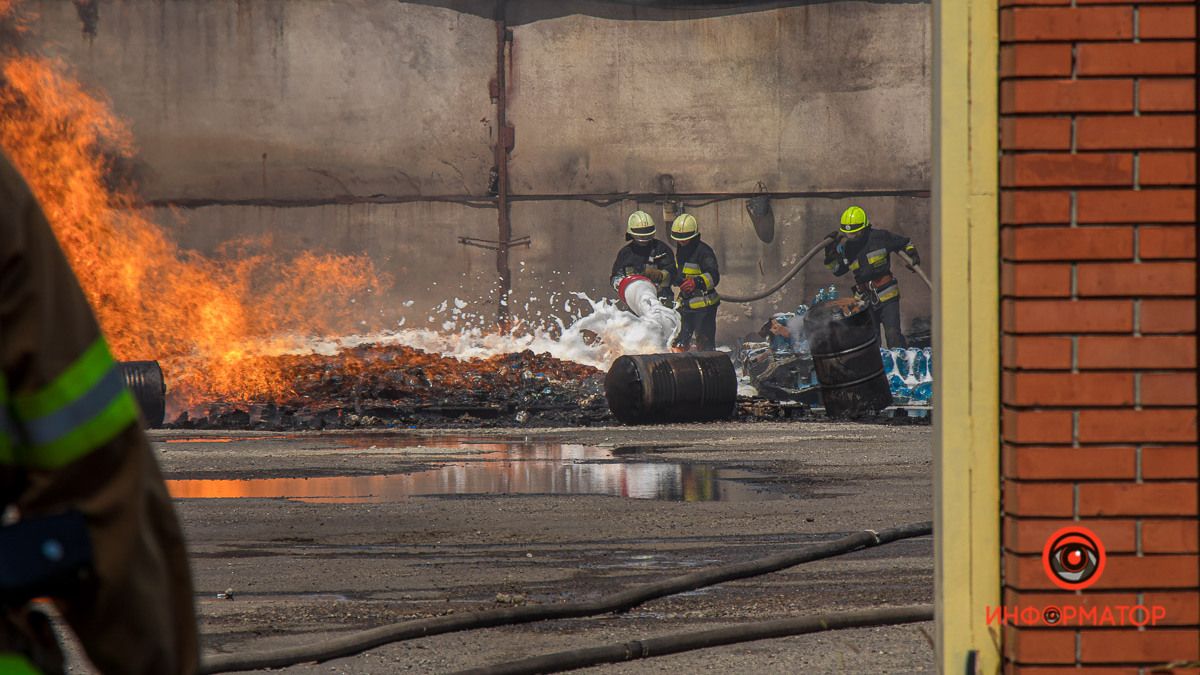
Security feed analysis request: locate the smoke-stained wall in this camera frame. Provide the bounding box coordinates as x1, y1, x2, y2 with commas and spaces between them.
28, 0, 931, 344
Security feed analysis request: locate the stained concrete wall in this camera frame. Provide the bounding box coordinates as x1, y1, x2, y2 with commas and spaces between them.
25, 0, 932, 345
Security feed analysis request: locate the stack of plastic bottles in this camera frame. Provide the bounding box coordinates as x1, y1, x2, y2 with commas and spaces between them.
812, 284, 839, 306
881, 347, 933, 404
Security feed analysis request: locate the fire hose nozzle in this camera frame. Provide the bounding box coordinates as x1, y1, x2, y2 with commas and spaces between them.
616, 274, 653, 306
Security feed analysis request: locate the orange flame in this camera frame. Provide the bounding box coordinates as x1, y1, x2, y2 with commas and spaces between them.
0, 21, 388, 412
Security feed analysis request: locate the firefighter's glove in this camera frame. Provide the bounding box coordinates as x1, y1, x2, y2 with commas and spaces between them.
679, 278, 697, 295
905, 247, 921, 268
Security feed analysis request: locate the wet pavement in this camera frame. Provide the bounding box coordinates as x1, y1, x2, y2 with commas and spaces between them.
130, 422, 935, 673
165, 437, 777, 503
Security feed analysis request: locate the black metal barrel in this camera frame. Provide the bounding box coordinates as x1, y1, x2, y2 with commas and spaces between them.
118, 360, 166, 428
804, 299, 893, 417
605, 352, 737, 425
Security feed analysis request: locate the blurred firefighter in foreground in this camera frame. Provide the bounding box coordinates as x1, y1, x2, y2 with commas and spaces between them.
823, 205, 919, 348
0, 151, 198, 674
611, 210, 677, 306
670, 213, 720, 351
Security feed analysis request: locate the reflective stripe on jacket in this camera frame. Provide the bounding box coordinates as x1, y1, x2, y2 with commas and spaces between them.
675, 239, 720, 311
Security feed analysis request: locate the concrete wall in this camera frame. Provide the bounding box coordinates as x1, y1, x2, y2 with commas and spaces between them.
26, 0, 932, 345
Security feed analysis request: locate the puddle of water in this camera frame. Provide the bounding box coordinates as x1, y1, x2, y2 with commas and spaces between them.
166, 439, 775, 503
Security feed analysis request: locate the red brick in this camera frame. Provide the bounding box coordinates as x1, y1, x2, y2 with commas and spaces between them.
1140, 79, 1196, 113
1001, 7, 1132, 42
1003, 336, 1074, 370
1139, 6, 1196, 39
1141, 374, 1199, 407
1007, 444, 1136, 479
1002, 79, 1134, 114
1140, 299, 1197, 334
1002, 153, 1133, 188
1141, 446, 1200, 479
1076, 116, 1196, 150
1079, 482, 1199, 516
1011, 657, 1146, 674
1005, 627, 1077, 664
1142, 520, 1200, 554
1077, 43, 1195, 76
1144, 591, 1200, 625
1005, 554, 1063, 590
1076, 190, 1195, 224
1092, 554, 1200, 589
1004, 299, 1134, 334
999, 0, 1069, 5
1075, 262, 1196, 297
1139, 225, 1197, 258
1078, 409, 1198, 443
1077, 336, 1197, 369
1004, 373, 1134, 407
1005, 517, 1137, 553
1001, 44, 1073, 78
1001, 192, 1073, 224
1002, 263, 1072, 297
1006, 227, 1133, 261
1080, 629, 1200, 663
1001, 118, 1073, 151
1004, 409, 1076, 444
1140, 152, 1197, 187
1004, 480, 1076, 516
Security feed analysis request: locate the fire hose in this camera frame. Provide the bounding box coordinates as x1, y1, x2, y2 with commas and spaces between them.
720, 235, 933, 303
720, 235, 835, 303
198, 521, 932, 673
452, 605, 934, 675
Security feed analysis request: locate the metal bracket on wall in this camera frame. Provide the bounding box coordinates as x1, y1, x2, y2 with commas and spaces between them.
458, 235, 530, 251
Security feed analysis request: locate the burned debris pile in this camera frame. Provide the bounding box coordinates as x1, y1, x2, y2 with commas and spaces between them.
168, 344, 609, 430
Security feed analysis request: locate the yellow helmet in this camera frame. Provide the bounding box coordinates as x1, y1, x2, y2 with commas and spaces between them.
626, 210, 656, 241
670, 213, 699, 242
839, 206, 869, 234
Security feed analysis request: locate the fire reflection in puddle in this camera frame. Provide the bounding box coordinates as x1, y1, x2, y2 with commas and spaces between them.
165, 441, 774, 503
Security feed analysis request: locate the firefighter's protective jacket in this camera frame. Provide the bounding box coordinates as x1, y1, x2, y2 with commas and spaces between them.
610, 239, 677, 303
674, 238, 720, 311
0, 152, 198, 674
823, 227, 916, 305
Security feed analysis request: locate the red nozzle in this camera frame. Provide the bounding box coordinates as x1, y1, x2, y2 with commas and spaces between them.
617, 274, 652, 305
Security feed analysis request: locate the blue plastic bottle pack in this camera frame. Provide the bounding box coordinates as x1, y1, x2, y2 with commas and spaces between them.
881, 346, 934, 404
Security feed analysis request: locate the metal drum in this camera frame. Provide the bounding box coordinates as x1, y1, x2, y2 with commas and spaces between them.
605, 352, 737, 425
118, 360, 166, 428
804, 299, 893, 417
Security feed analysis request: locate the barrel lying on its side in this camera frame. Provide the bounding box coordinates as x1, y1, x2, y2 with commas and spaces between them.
804, 299, 893, 417
605, 352, 737, 425
118, 360, 166, 428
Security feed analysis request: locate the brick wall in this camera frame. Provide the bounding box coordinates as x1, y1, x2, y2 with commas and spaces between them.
999, 0, 1199, 670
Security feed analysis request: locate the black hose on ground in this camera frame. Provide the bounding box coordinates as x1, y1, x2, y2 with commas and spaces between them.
452, 604, 935, 675
720, 235, 835, 303
198, 522, 932, 673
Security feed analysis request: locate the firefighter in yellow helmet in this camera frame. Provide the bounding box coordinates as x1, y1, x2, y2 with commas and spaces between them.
611, 210, 677, 305
0, 150, 198, 674
670, 213, 720, 351
823, 205, 920, 348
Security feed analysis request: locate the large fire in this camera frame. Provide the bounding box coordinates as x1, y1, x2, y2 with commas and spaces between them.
0, 4, 386, 409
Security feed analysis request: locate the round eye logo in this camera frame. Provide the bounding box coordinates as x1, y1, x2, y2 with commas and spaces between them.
1042, 526, 1106, 590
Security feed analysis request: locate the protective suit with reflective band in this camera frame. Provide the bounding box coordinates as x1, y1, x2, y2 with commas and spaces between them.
675, 240, 721, 311
4, 339, 138, 470
0, 151, 198, 674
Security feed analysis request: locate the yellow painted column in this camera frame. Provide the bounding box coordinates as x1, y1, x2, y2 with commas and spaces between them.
932, 0, 1001, 673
